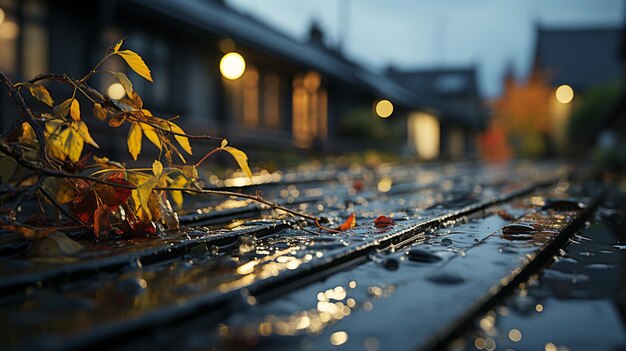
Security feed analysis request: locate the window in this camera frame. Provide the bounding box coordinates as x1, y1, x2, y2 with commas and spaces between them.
0, 0, 18, 74
263, 72, 280, 128
292, 71, 327, 146
408, 112, 440, 160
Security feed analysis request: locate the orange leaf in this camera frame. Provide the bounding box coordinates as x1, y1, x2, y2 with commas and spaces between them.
93, 205, 111, 238
374, 215, 395, 228
335, 213, 356, 231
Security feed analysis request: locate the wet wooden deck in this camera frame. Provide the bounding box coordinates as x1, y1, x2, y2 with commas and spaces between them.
1, 161, 623, 350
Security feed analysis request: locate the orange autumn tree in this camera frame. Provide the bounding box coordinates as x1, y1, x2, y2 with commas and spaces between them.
483, 70, 554, 159
0, 39, 320, 239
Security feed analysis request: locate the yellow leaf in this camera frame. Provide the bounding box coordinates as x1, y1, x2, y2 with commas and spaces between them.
220, 141, 252, 179
113, 39, 124, 52
70, 98, 80, 121
43, 178, 74, 204
136, 179, 158, 220
93, 103, 108, 121
140, 123, 161, 150
127, 122, 142, 161
19, 123, 36, 146
117, 49, 153, 82
221, 139, 228, 148
152, 160, 163, 178
47, 127, 70, 161
75, 121, 99, 148
54, 98, 72, 118
166, 121, 192, 155
26, 83, 54, 107
114, 72, 133, 96
65, 127, 84, 163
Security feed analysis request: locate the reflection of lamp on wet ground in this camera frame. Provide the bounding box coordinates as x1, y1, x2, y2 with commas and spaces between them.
220, 52, 246, 80
555, 84, 574, 104
375, 99, 393, 118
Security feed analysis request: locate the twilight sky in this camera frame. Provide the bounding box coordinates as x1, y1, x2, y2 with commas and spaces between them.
227, 0, 624, 97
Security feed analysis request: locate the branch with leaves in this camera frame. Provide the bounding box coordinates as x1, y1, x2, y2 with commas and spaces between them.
0, 39, 328, 240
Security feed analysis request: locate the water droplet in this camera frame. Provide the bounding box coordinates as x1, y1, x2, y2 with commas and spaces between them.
239, 235, 256, 254
406, 248, 442, 263
502, 223, 536, 234
426, 272, 465, 285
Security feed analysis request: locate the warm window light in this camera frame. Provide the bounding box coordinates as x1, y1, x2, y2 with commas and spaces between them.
375, 99, 393, 118
0, 20, 19, 39
107, 83, 126, 100
220, 52, 246, 80
0, 8, 5, 26
555, 84, 574, 104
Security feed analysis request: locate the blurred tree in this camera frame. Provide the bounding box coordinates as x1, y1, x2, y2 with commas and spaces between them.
484, 70, 553, 158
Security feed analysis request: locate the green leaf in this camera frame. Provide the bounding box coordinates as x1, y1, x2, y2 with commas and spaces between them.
116, 49, 153, 82
127, 122, 142, 160
0, 154, 17, 183
25, 83, 54, 107
220, 139, 252, 178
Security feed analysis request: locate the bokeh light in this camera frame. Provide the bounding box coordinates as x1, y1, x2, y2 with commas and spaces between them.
555, 84, 574, 104
375, 99, 393, 118
220, 52, 246, 80
107, 83, 126, 100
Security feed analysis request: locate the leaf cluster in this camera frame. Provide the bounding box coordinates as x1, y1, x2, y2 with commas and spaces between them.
0, 39, 254, 239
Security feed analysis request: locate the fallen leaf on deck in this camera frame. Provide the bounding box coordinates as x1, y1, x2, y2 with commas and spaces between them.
374, 215, 395, 228
335, 213, 356, 231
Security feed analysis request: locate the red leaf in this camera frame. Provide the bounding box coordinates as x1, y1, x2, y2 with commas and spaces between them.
99, 172, 133, 207
72, 172, 133, 227
93, 205, 111, 238
335, 213, 356, 231
374, 215, 395, 228
352, 180, 364, 192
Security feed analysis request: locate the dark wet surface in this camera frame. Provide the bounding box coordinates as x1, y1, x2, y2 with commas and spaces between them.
450, 197, 626, 351
0, 161, 622, 350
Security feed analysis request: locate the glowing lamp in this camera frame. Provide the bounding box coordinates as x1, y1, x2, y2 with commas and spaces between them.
107, 83, 126, 100
375, 99, 393, 118
220, 52, 246, 80
555, 85, 574, 104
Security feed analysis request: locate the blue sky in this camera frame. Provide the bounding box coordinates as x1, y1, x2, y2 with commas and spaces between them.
227, 0, 624, 97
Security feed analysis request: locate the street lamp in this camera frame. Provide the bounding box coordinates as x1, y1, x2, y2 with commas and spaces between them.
375, 99, 393, 118
555, 85, 574, 104
220, 52, 246, 80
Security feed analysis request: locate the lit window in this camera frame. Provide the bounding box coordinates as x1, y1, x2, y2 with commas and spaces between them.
292, 71, 327, 146
408, 112, 440, 159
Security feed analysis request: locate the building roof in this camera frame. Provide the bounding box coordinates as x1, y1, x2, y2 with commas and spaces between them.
534, 26, 623, 90
388, 66, 487, 127
126, 0, 483, 127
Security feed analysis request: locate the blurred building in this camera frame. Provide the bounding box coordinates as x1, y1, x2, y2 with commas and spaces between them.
387, 66, 487, 160
484, 24, 624, 159
0, 0, 485, 161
